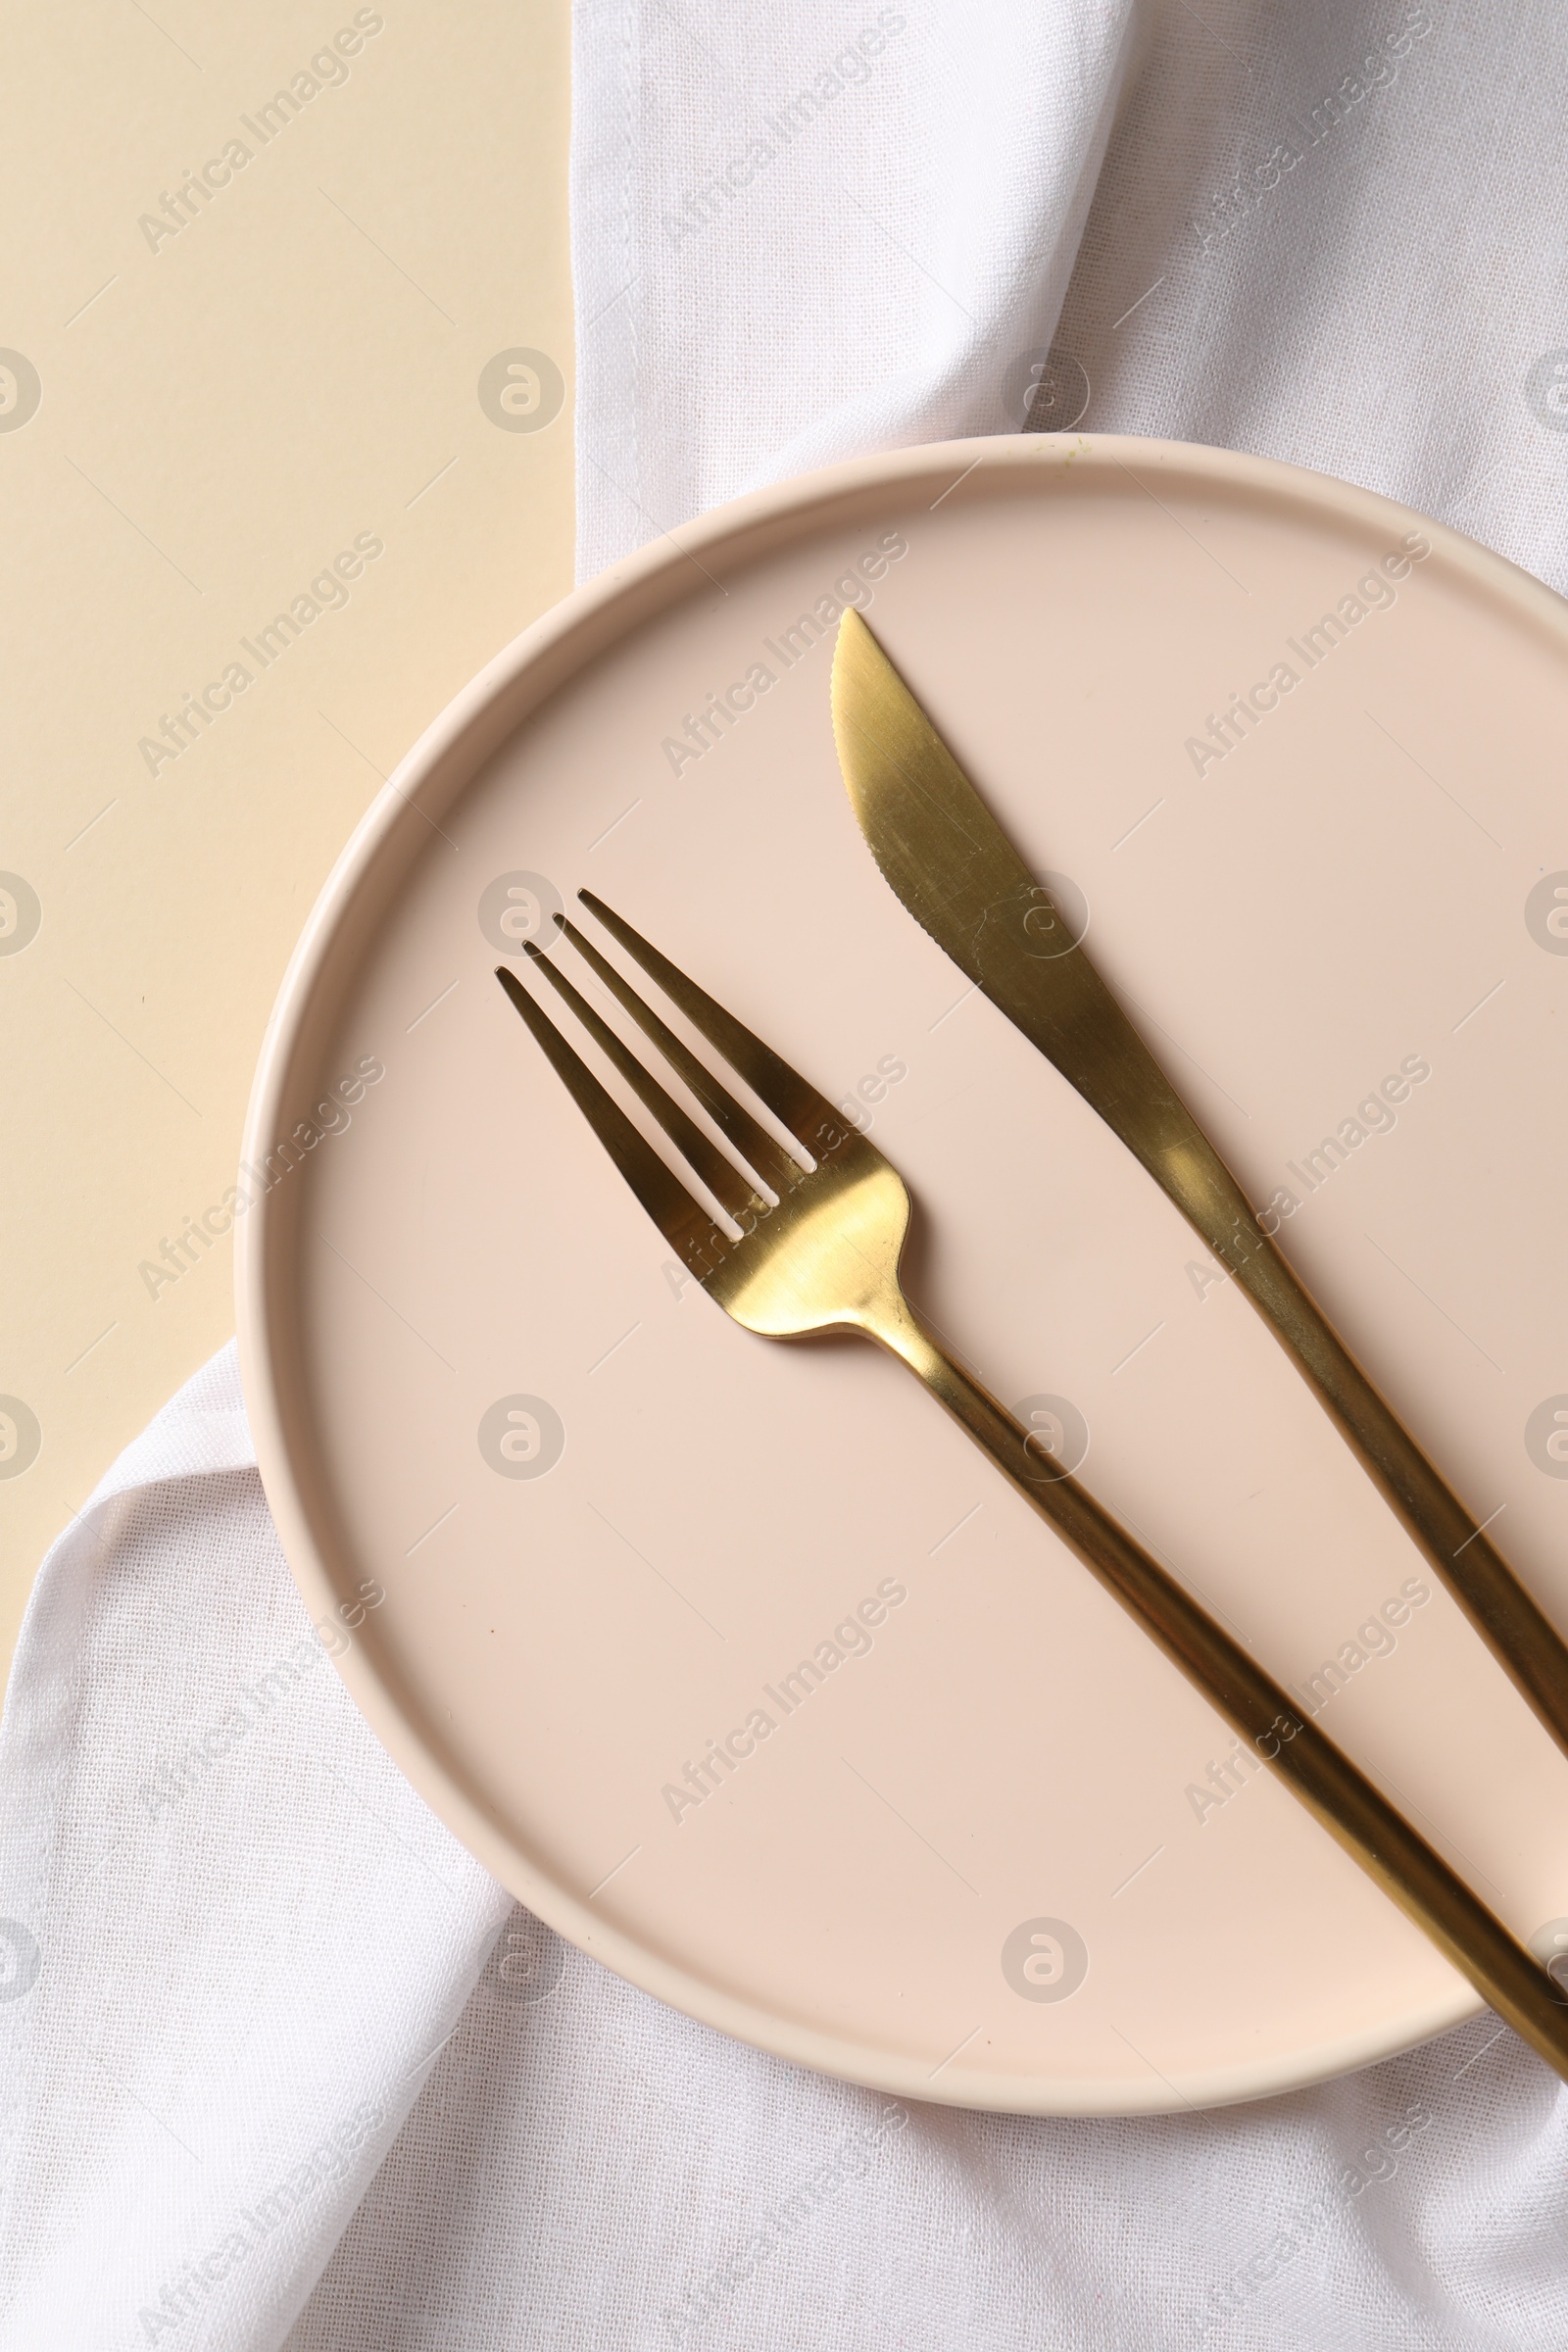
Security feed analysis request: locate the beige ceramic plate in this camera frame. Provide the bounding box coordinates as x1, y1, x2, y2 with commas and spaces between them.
238, 435, 1568, 2114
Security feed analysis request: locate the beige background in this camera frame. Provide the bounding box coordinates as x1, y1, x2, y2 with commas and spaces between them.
0, 0, 574, 1676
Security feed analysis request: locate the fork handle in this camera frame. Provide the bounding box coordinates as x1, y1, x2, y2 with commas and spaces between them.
868, 1295, 1568, 2084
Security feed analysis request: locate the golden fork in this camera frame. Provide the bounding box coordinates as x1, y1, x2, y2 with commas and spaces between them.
497, 891, 1568, 2082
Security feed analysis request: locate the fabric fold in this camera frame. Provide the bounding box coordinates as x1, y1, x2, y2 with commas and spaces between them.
569, 0, 1141, 578
0, 1345, 510, 2350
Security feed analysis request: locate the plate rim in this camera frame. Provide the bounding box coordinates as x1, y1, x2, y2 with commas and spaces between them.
237, 430, 1567, 2113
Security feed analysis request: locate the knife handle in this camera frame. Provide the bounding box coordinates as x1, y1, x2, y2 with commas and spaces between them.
871, 1297, 1568, 2083
1137, 1115, 1568, 1764
1025, 940, 1568, 1760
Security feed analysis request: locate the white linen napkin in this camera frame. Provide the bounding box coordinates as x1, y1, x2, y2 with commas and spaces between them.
8, 3, 1568, 2346
0, 1347, 510, 2348
573, 0, 1568, 602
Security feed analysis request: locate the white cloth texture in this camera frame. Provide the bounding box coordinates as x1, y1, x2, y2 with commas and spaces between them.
575, 0, 1568, 604
8, 2, 1568, 2345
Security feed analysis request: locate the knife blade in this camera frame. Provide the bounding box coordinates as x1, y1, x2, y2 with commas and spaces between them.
830, 605, 1245, 1253
830, 603, 1568, 1761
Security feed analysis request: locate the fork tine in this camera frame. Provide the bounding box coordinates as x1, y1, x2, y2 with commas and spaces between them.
559, 912, 805, 1190
494, 967, 728, 1276
523, 942, 757, 1220
576, 893, 842, 1163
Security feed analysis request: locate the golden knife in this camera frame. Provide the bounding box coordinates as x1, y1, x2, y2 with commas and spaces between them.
831, 607, 1568, 1759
